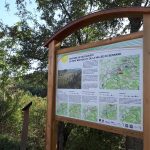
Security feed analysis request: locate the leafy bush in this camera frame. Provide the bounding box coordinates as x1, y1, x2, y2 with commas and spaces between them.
0, 90, 46, 150
0, 135, 20, 150
65, 125, 125, 150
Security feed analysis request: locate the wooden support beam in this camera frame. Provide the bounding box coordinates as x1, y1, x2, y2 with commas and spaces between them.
143, 14, 150, 150
20, 102, 32, 150
46, 40, 57, 150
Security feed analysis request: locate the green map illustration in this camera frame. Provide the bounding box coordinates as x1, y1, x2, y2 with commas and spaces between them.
69, 104, 81, 119
82, 105, 98, 122
119, 106, 141, 124
99, 104, 117, 120
99, 55, 140, 90
56, 103, 68, 116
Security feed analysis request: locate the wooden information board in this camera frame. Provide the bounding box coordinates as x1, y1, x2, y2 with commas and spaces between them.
44, 7, 150, 150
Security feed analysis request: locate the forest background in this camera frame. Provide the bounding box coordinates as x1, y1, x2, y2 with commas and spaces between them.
0, 0, 149, 149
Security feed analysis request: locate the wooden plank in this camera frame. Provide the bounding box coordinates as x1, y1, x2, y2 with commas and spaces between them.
56, 116, 143, 139
20, 110, 30, 150
20, 102, 32, 150
56, 31, 143, 54
143, 14, 150, 150
44, 7, 150, 47
46, 40, 57, 150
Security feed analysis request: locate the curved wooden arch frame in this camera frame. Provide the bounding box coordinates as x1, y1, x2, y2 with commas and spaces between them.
46, 7, 150, 150
45, 7, 150, 47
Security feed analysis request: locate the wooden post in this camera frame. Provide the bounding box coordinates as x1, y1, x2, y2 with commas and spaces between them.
20, 102, 32, 150
46, 40, 57, 150
143, 14, 150, 150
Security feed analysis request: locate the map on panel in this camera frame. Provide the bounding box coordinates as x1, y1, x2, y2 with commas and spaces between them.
82, 105, 98, 122
99, 104, 117, 120
119, 105, 141, 124
99, 55, 140, 90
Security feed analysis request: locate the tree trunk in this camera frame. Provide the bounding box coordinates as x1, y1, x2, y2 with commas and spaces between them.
57, 122, 65, 150
128, 17, 142, 33
57, 122, 73, 150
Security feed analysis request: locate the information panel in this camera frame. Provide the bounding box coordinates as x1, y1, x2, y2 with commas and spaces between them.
56, 38, 143, 131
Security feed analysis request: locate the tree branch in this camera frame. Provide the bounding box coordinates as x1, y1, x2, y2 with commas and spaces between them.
144, 0, 149, 7
58, 0, 82, 44
58, 0, 72, 21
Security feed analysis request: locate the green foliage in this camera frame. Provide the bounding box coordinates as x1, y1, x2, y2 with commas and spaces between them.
0, 135, 20, 150
17, 71, 47, 97
0, 90, 46, 150
65, 127, 125, 150
0, 90, 23, 138
0, 15, 46, 149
